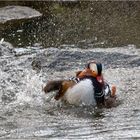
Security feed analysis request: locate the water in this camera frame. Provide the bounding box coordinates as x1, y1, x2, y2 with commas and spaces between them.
0, 2, 140, 139
0, 40, 140, 139
0, 2, 140, 48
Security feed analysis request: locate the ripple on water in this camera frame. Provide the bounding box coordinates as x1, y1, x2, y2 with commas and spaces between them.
0, 43, 140, 139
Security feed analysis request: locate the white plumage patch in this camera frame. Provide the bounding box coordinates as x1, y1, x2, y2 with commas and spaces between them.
63, 79, 96, 106
89, 63, 98, 74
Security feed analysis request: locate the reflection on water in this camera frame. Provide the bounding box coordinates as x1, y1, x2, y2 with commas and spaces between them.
0, 1, 140, 48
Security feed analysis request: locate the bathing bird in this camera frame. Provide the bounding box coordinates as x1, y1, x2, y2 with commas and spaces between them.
44, 61, 116, 107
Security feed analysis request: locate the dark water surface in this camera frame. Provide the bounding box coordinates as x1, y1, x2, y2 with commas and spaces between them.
0, 1, 140, 48
0, 2, 140, 140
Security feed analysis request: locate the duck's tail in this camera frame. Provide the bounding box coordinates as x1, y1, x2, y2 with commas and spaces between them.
43, 80, 63, 93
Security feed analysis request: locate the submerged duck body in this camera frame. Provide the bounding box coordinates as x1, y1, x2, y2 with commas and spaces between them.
44, 78, 116, 107
43, 61, 117, 107
44, 76, 108, 106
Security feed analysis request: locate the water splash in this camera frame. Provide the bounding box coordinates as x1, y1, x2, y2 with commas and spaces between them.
0, 41, 140, 139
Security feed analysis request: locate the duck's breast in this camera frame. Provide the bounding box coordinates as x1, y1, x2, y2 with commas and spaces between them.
63, 79, 96, 106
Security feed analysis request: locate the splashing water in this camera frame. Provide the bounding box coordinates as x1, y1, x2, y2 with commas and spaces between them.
0, 41, 140, 139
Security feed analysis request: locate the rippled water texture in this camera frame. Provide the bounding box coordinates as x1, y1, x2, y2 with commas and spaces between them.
0, 40, 140, 139
0, 2, 140, 139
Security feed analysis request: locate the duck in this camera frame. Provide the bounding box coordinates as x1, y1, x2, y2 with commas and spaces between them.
43, 61, 116, 107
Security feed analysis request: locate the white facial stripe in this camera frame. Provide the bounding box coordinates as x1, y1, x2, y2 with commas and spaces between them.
89, 63, 98, 74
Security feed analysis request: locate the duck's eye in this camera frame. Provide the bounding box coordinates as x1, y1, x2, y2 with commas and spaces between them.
89, 63, 97, 73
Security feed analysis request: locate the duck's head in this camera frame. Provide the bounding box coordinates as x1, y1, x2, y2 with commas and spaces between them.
77, 61, 102, 78
86, 61, 102, 76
